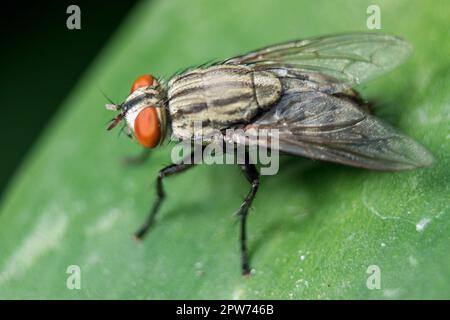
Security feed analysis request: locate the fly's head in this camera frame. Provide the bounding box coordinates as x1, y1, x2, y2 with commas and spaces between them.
105, 74, 168, 148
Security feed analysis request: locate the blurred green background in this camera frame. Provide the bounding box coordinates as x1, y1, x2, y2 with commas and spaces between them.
0, 0, 137, 196
0, 0, 448, 299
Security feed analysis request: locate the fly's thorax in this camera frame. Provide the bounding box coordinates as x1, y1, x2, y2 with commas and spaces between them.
167, 64, 282, 141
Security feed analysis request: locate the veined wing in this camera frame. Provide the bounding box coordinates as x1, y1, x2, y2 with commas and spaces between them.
228, 91, 433, 170
225, 33, 412, 86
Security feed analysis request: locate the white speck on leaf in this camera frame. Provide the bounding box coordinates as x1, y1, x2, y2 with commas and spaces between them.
416, 218, 431, 232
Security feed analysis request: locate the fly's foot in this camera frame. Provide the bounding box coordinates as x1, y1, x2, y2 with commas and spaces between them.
242, 264, 251, 277
134, 223, 155, 241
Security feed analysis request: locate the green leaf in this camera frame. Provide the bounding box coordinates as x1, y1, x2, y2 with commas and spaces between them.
0, 0, 448, 299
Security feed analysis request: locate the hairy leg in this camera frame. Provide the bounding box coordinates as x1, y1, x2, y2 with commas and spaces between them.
236, 154, 260, 275
134, 152, 197, 239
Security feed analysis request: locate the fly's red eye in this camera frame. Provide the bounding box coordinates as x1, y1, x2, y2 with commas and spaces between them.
134, 107, 161, 148
130, 74, 154, 93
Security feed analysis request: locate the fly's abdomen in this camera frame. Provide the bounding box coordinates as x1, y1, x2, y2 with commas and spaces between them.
168, 65, 281, 140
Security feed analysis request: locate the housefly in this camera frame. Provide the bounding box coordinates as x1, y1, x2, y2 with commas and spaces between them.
105, 33, 433, 275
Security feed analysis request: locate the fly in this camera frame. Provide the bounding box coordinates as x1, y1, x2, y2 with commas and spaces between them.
105, 33, 433, 275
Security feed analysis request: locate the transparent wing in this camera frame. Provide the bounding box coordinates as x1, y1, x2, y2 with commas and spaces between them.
225, 33, 412, 85
228, 91, 433, 170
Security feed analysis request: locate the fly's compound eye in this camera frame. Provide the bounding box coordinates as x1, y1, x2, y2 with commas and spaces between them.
134, 107, 161, 148
130, 74, 154, 93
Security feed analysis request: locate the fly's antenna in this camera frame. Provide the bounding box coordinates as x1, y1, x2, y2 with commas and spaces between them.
100, 89, 117, 105
101, 89, 123, 111
102, 88, 125, 131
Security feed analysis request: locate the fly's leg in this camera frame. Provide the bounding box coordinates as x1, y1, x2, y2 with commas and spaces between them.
123, 149, 151, 166
134, 152, 197, 240
237, 155, 260, 276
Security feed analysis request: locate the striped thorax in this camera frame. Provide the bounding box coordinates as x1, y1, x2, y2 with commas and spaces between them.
168, 65, 282, 142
